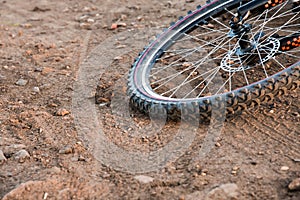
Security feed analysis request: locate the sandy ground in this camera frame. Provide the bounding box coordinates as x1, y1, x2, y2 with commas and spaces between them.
0, 0, 299, 199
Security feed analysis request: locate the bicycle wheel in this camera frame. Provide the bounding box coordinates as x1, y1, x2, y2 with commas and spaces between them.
127, 0, 300, 119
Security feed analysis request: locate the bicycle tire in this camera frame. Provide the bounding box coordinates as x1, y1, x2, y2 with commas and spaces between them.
127, 0, 300, 119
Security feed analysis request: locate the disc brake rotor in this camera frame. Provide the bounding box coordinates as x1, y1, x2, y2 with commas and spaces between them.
220, 37, 281, 73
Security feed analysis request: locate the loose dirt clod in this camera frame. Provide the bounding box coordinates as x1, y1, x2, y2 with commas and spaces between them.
56, 109, 70, 116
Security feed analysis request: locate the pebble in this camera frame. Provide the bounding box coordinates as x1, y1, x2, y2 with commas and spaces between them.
288, 178, 300, 191
110, 22, 127, 30
114, 56, 123, 60
32, 86, 40, 93
14, 149, 30, 162
20, 23, 32, 28
293, 158, 300, 162
205, 183, 239, 200
0, 150, 7, 162
110, 23, 118, 30
34, 67, 43, 72
215, 142, 221, 147
59, 146, 73, 154
87, 18, 95, 23
280, 166, 289, 171
117, 22, 127, 27
134, 175, 154, 184
79, 22, 92, 30
78, 155, 86, 161
16, 79, 28, 86
56, 108, 70, 116
43, 192, 48, 200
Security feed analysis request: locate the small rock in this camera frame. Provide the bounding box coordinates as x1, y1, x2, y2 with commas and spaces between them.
56, 108, 70, 116
120, 14, 127, 20
231, 170, 237, 175
117, 22, 127, 27
215, 142, 221, 147
115, 45, 127, 49
134, 175, 154, 184
34, 67, 43, 72
232, 166, 239, 171
20, 23, 32, 28
78, 155, 86, 161
179, 195, 185, 200
280, 166, 289, 171
41, 67, 54, 75
98, 103, 108, 107
87, 18, 95, 23
293, 158, 300, 162
110, 22, 127, 30
79, 22, 92, 30
114, 56, 123, 60
0, 150, 7, 162
110, 23, 118, 30
49, 103, 58, 107
137, 16, 144, 21
16, 79, 28, 86
59, 146, 73, 154
83, 6, 91, 12
288, 178, 300, 191
205, 183, 239, 200
43, 192, 48, 200
32, 86, 40, 93
14, 150, 30, 162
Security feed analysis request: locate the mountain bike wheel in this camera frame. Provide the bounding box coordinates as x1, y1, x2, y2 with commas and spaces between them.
127, 0, 300, 119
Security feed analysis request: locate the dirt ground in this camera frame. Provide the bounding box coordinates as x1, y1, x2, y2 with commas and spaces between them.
0, 0, 299, 199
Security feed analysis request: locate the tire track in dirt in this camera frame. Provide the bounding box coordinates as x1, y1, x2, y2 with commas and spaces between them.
235, 112, 299, 157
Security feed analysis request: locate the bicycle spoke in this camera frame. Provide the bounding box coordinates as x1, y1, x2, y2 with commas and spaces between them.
168, 37, 232, 97
151, 52, 227, 87
210, 16, 231, 30
147, 1, 299, 99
